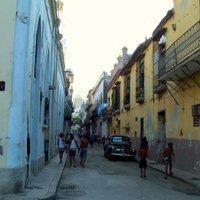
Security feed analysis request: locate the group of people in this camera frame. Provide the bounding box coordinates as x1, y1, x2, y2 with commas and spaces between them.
57, 133, 89, 168
138, 136, 175, 179
59, 132, 175, 177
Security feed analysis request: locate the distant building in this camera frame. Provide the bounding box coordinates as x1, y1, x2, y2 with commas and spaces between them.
73, 94, 83, 112
85, 71, 111, 139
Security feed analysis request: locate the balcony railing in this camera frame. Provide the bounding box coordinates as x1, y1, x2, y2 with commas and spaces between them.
102, 108, 113, 120
159, 21, 200, 79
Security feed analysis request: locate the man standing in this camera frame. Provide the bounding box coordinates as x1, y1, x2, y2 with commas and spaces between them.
164, 142, 175, 179
79, 134, 89, 167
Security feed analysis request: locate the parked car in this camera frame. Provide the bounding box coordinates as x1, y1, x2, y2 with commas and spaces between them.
104, 134, 136, 160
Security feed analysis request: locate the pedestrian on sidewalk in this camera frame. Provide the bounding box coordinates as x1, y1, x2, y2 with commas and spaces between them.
90, 135, 94, 147
102, 135, 106, 146
80, 134, 89, 167
68, 134, 80, 167
58, 133, 66, 163
97, 136, 100, 145
163, 142, 175, 179
139, 143, 148, 178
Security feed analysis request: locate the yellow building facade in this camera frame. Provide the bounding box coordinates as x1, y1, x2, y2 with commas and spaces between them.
106, 0, 200, 175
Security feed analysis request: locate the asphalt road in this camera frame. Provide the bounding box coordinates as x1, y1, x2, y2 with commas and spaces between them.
56, 141, 200, 200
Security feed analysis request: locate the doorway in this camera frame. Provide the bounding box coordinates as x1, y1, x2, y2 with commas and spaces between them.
157, 111, 166, 162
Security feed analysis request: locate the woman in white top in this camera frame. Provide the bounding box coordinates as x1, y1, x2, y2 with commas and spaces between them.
58, 133, 65, 163
68, 134, 80, 167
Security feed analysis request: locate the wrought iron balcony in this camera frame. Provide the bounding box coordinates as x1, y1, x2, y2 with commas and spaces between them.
102, 108, 113, 120
158, 21, 200, 81
89, 107, 98, 119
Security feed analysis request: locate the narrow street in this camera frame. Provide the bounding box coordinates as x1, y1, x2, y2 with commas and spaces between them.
56, 138, 200, 200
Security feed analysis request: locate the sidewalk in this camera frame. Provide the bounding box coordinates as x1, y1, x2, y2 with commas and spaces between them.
145, 158, 200, 189
0, 153, 68, 200
1, 145, 200, 200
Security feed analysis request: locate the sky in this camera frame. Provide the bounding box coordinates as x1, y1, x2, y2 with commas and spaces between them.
59, 0, 173, 100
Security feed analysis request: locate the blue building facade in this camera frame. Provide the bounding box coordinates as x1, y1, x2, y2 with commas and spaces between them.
0, 0, 66, 193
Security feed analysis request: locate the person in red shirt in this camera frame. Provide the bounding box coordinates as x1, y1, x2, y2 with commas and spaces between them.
139, 143, 148, 178
80, 134, 89, 167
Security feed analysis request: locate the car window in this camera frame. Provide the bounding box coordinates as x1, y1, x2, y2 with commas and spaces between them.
113, 137, 122, 142
122, 137, 130, 142
112, 136, 130, 142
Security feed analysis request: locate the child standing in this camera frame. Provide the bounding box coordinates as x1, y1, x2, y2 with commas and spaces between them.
139, 143, 148, 178
58, 133, 66, 163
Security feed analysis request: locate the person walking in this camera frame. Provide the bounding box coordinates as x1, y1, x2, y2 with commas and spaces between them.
57, 133, 66, 163
163, 142, 175, 179
102, 135, 106, 146
68, 134, 80, 167
139, 143, 148, 178
80, 134, 89, 167
89, 135, 94, 147
97, 136, 100, 145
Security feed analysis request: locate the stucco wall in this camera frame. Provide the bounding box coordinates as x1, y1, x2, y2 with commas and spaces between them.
0, 0, 16, 168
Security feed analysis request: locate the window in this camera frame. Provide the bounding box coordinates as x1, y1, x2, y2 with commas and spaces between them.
124, 74, 130, 105
113, 137, 122, 142
112, 136, 130, 143
111, 87, 116, 111
192, 104, 200, 127
0, 81, 5, 91
44, 97, 49, 125
136, 62, 144, 98
115, 82, 121, 110
153, 41, 167, 92
108, 97, 110, 108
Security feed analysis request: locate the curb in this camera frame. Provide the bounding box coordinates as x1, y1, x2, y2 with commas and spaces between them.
38, 154, 68, 200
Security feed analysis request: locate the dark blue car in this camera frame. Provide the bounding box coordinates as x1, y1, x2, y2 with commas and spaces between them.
104, 134, 136, 160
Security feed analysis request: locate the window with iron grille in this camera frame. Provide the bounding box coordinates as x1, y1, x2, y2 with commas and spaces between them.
192, 104, 200, 127
111, 87, 116, 111
153, 41, 167, 92
136, 62, 144, 98
108, 97, 110, 108
124, 74, 130, 105
115, 82, 121, 111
